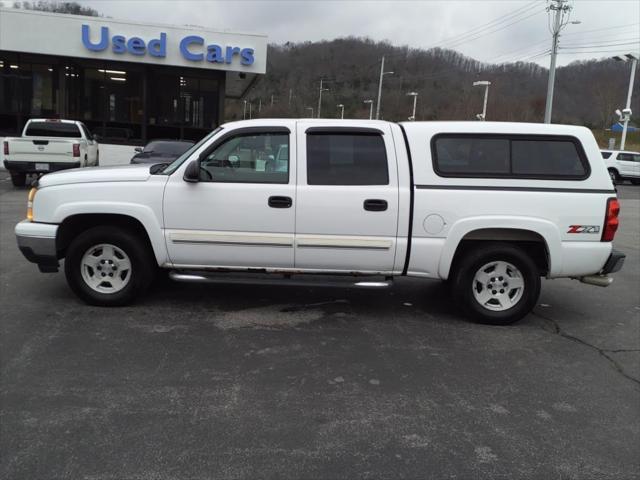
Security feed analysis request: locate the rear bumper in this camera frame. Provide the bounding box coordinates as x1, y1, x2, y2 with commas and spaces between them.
4, 160, 80, 174
602, 249, 625, 274
15, 220, 59, 273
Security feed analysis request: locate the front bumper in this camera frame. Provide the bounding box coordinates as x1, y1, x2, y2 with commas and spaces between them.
15, 220, 59, 273
4, 160, 80, 174
602, 249, 625, 274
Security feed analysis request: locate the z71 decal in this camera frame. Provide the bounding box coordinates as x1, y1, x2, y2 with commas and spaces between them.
567, 225, 600, 234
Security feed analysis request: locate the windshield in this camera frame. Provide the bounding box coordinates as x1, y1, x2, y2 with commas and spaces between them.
161, 128, 222, 175
144, 140, 194, 155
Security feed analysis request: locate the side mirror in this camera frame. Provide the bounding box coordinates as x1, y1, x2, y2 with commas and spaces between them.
134, 146, 143, 153
93, 134, 101, 142
183, 160, 200, 183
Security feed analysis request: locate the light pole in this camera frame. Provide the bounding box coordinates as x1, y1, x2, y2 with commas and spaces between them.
544, 0, 573, 123
337, 104, 344, 119
363, 99, 374, 120
317, 79, 329, 118
472, 81, 491, 121
375, 56, 394, 120
305, 107, 314, 118
406, 92, 418, 121
243, 100, 247, 120
613, 53, 638, 151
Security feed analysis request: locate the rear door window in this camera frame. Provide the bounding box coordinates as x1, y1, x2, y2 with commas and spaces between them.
25, 121, 81, 138
306, 132, 389, 185
601, 151, 612, 159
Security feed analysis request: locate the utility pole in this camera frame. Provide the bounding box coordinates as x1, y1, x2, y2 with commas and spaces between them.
248, 102, 252, 120
544, 0, 572, 123
258, 98, 262, 114
317, 79, 329, 118
270, 94, 274, 107
288, 88, 293, 107
243, 100, 247, 120
614, 54, 638, 150
375, 56, 394, 120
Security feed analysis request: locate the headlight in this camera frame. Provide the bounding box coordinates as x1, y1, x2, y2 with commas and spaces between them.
27, 187, 37, 221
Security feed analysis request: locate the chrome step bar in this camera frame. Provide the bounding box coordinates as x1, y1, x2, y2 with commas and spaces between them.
169, 271, 392, 289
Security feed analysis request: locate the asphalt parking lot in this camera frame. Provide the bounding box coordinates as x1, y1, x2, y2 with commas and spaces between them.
1, 175, 638, 480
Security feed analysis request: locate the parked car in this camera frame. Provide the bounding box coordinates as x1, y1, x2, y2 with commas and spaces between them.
600, 149, 640, 184
130, 139, 195, 165
3, 119, 99, 187
15, 119, 624, 325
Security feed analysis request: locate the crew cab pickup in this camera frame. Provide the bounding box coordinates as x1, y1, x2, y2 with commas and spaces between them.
14, 120, 625, 325
3, 118, 99, 187
601, 149, 640, 185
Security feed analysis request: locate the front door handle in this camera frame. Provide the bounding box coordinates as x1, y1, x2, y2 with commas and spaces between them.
363, 199, 388, 211
268, 196, 292, 208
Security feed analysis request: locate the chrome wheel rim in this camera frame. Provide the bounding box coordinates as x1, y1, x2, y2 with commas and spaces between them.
80, 243, 132, 294
472, 261, 525, 312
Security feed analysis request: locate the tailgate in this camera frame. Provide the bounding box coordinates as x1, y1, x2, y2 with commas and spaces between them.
7, 138, 77, 163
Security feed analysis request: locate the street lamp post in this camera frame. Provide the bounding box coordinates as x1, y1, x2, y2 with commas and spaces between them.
375, 56, 394, 120
305, 107, 314, 118
337, 104, 344, 119
363, 99, 374, 120
317, 79, 329, 118
406, 92, 418, 121
472, 81, 491, 121
613, 53, 638, 151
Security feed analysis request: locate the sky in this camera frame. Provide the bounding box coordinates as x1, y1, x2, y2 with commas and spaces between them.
57, 0, 640, 67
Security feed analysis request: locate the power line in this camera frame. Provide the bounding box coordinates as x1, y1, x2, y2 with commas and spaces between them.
424, 1, 540, 49
445, 8, 547, 50
560, 40, 640, 49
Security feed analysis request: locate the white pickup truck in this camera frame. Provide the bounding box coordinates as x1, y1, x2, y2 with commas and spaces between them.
3, 118, 99, 187
14, 120, 625, 325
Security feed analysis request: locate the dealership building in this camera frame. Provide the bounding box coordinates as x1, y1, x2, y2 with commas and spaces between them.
0, 8, 267, 145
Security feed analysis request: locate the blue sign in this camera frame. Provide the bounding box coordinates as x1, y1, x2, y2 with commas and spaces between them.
81, 25, 254, 66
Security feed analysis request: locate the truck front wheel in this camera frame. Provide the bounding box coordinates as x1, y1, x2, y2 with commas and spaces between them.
450, 242, 541, 325
64, 226, 154, 306
10, 171, 26, 187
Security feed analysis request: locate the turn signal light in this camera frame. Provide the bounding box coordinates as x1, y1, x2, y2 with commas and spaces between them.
3, 141, 8, 156
601, 197, 620, 242
26, 187, 37, 221
72, 143, 80, 157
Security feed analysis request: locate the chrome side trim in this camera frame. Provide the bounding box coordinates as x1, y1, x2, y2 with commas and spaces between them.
296, 236, 393, 250
167, 230, 293, 248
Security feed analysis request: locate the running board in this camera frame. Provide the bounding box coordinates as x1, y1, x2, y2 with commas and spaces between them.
168, 271, 392, 289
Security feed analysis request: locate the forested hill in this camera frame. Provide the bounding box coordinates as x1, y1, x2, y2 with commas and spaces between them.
228, 37, 638, 128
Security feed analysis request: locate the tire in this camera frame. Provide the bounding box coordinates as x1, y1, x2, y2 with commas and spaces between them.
10, 171, 26, 187
64, 226, 155, 306
450, 242, 541, 325
609, 169, 620, 184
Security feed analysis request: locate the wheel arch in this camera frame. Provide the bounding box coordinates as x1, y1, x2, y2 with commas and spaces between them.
56, 213, 165, 266
439, 217, 561, 280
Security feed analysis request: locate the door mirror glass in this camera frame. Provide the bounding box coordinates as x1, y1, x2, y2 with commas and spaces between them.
183, 160, 200, 183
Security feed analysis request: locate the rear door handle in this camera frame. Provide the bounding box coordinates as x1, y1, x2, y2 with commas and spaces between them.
268, 196, 292, 208
363, 199, 388, 211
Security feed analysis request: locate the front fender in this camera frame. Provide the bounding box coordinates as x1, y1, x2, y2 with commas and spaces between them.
52, 202, 168, 266
438, 216, 562, 279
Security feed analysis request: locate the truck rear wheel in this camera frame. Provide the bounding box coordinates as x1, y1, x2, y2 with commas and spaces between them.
10, 171, 26, 187
450, 242, 541, 325
64, 226, 154, 306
